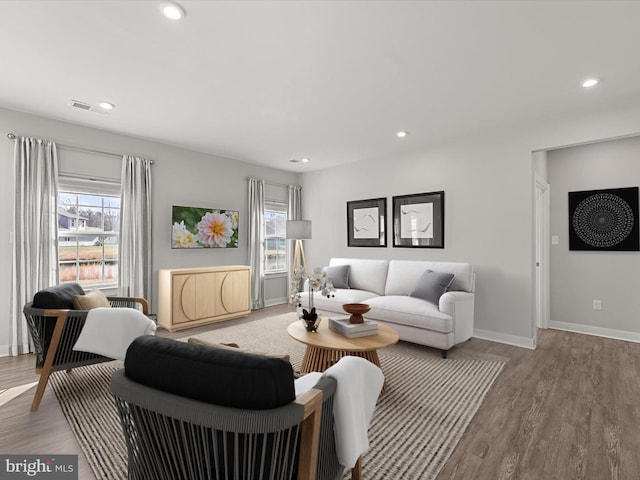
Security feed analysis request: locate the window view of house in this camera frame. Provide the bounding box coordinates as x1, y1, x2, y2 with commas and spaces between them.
58, 191, 120, 287
264, 205, 287, 274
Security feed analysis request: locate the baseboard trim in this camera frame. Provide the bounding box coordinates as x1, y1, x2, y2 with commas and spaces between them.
473, 328, 536, 350
265, 297, 288, 308
549, 320, 640, 344
0, 343, 31, 357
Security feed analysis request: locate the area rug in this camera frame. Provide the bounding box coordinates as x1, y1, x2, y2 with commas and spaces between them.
49, 313, 505, 480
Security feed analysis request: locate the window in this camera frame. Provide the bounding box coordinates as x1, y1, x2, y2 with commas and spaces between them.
57, 178, 120, 287
264, 202, 287, 274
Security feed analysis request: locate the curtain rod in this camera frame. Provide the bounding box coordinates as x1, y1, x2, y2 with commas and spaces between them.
6, 132, 153, 164
59, 170, 120, 184
245, 177, 298, 188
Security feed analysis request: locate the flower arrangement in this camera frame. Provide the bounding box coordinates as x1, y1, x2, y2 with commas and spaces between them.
290, 267, 336, 330
171, 205, 239, 249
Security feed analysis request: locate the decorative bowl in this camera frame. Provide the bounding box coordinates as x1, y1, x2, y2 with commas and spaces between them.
342, 303, 371, 324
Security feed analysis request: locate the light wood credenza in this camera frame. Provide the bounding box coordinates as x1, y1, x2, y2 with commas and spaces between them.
157, 265, 251, 332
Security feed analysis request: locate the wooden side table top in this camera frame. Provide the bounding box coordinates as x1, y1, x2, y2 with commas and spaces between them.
287, 318, 399, 351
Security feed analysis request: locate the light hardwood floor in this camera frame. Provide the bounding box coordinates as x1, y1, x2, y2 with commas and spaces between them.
2, 305, 639, 479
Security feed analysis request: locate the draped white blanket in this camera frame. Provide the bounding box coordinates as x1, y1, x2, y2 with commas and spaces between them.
294, 356, 384, 469
73, 307, 156, 361
322, 356, 384, 468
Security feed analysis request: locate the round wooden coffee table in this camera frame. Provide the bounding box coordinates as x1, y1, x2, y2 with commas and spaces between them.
287, 318, 399, 391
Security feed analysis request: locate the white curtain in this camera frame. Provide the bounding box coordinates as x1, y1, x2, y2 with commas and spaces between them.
287, 185, 303, 301
119, 155, 152, 301
288, 185, 302, 222
248, 178, 265, 310
10, 136, 59, 356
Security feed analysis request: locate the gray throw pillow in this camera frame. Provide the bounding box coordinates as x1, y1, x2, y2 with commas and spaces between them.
409, 270, 455, 306
323, 265, 350, 289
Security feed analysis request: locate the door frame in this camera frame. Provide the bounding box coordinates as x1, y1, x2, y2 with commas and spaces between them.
534, 174, 550, 332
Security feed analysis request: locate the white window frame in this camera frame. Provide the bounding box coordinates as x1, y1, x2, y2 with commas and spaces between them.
264, 201, 288, 276
57, 174, 121, 288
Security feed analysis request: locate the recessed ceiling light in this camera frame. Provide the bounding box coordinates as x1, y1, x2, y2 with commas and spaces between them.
397, 131, 408, 138
301, 158, 310, 163
160, 1, 185, 20
69, 99, 110, 114
581, 78, 600, 88
98, 101, 115, 110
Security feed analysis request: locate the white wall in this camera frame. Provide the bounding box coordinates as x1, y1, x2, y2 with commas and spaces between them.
302, 137, 535, 346
0, 106, 299, 355
548, 136, 640, 341
301, 104, 640, 348
3, 100, 640, 354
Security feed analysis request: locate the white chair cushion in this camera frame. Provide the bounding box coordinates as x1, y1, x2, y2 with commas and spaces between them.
294, 372, 323, 397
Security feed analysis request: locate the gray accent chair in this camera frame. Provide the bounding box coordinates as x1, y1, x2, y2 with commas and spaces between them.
23, 282, 149, 411
110, 336, 350, 480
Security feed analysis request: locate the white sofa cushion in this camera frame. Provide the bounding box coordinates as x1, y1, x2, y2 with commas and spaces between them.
329, 258, 389, 296
365, 295, 453, 333
310, 289, 378, 313
385, 260, 474, 295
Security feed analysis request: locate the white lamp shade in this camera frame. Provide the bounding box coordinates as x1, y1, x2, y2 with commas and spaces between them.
286, 220, 312, 240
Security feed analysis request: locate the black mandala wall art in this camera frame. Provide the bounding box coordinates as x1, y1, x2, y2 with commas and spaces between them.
569, 187, 639, 251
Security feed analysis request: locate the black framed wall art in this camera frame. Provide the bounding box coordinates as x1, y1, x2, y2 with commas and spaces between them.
392, 191, 444, 248
569, 187, 639, 251
347, 197, 387, 247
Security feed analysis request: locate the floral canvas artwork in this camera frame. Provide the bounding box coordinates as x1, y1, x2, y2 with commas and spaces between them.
171, 205, 239, 249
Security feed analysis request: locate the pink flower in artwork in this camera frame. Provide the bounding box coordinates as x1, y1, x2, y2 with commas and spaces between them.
196, 211, 234, 247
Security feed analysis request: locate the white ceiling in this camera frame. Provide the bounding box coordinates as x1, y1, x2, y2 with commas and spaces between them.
1, 1, 640, 172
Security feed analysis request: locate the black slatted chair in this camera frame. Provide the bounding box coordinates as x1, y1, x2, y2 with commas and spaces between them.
23, 282, 149, 411
111, 336, 348, 480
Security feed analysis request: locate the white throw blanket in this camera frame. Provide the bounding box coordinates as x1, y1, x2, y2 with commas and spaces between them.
73, 307, 156, 361
322, 356, 384, 468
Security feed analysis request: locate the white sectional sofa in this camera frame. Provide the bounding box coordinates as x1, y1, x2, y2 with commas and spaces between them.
302, 258, 475, 357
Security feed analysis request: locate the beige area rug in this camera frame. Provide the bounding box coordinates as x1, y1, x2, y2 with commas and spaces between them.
49, 313, 505, 480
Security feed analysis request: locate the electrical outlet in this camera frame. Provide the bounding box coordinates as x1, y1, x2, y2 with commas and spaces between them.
593, 300, 602, 310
